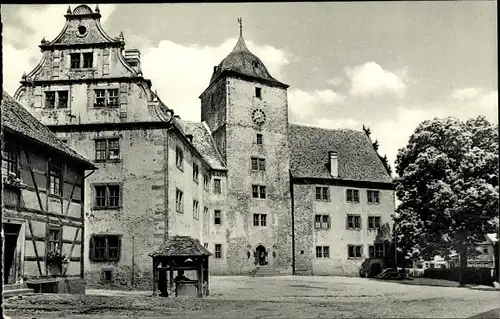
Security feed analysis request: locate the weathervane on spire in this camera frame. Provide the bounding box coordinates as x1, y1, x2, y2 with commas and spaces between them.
237, 17, 243, 37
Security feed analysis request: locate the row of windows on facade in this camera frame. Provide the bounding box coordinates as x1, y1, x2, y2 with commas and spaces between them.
3, 142, 65, 196
315, 243, 385, 259
314, 214, 382, 230
87, 238, 385, 262
44, 88, 119, 109
316, 187, 381, 204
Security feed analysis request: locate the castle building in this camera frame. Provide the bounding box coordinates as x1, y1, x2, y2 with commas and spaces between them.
13, 4, 395, 288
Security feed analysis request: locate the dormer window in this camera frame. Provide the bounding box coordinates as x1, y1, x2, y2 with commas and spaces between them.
255, 87, 262, 99
70, 52, 93, 69
252, 60, 259, 68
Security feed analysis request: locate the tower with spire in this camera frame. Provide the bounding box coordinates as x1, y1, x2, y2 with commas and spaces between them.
199, 18, 292, 274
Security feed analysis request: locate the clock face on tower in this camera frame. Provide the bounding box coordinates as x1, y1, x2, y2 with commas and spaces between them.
252, 109, 266, 126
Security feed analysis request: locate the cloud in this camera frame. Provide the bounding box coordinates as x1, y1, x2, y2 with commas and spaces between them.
345, 62, 407, 99
288, 88, 347, 123
450, 87, 484, 101
141, 38, 290, 121
326, 76, 344, 86
2, 4, 117, 96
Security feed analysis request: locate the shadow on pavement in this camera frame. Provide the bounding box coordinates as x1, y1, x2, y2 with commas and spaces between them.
468, 308, 500, 319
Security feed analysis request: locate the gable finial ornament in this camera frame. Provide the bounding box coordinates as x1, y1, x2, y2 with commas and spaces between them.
119, 31, 124, 40
67, 6, 72, 14
41, 36, 46, 44
237, 17, 243, 37
22, 71, 27, 80
95, 4, 100, 13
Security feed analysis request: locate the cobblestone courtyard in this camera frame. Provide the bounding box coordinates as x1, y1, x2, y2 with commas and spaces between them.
4, 276, 500, 318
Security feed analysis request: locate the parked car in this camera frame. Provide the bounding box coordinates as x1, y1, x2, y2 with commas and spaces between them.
359, 258, 385, 278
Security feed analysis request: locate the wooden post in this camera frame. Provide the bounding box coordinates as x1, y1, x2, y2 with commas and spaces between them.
152, 258, 158, 296
197, 258, 203, 297
205, 257, 210, 296
169, 259, 174, 296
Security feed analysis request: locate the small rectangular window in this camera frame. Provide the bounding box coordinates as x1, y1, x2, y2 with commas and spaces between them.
58, 91, 68, 108
253, 214, 260, 226
214, 179, 222, 194
250, 157, 266, 171
315, 215, 330, 229
347, 189, 360, 203
256, 134, 263, 145
49, 161, 62, 196
47, 226, 62, 253
255, 87, 262, 99
214, 210, 221, 225
45, 91, 56, 109
94, 184, 121, 209
203, 174, 209, 191
107, 138, 120, 160
252, 185, 266, 199
253, 214, 267, 227
90, 235, 121, 262
82, 52, 93, 68
176, 189, 184, 213
2, 141, 19, 177
369, 243, 385, 258
70, 53, 81, 69
215, 244, 222, 258
193, 200, 199, 220
316, 246, 329, 258
193, 163, 199, 183
176, 146, 184, 169
95, 138, 120, 161
368, 216, 381, 230
95, 89, 106, 107
108, 89, 119, 106
347, 215, 361, 230
315, 187, 329, 201
348, 245, 363, 258
367, 190, 380, 204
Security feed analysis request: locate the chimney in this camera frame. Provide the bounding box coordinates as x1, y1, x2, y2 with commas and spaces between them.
174, 115, 181, 119
124, 49, 141, 72
329, 151, 338, 178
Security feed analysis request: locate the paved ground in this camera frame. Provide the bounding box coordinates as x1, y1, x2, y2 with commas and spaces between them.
4, 276, 500, 318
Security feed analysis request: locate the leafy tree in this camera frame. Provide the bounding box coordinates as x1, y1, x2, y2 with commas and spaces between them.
394, 116, 499, 286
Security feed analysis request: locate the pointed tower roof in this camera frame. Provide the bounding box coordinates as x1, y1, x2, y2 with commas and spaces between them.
208, 18, 287, 88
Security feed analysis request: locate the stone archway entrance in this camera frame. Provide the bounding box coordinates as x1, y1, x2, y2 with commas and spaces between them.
255, 245, 268, 266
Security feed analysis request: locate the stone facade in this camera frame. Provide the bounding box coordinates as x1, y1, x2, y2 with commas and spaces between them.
13, 4, 396, 288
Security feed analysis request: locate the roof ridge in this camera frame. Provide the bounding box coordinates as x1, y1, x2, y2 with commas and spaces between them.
290, 123, 363, 133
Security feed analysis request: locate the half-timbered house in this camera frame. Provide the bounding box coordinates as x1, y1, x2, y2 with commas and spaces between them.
2, 91, 96, 293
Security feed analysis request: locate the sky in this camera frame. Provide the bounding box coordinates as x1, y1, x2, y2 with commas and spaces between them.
2, 2, 498, 173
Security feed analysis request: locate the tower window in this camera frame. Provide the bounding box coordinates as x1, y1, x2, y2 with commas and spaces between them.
256, 134, 263, 145
255, 87, 262, 99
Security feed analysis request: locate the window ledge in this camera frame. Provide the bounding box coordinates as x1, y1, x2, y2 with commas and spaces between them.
92, 105, 120, 109
91, 207, 122, 211
347, 228, 362, 231
95, 159, 122, 164
90, 259, 120, 263
347, 257, 364, 260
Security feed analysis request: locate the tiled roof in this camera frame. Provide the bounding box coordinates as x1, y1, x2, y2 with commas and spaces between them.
209, 34, 287, 88
176, 119, 226, 170
149, 236, 212, 257
289, 124, 393, 184
1, 91, 95, 169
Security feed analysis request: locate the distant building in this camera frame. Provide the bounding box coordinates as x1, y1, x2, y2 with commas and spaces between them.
2, 91, 95, 292
414, 233, 498, 270
13, 4, 395, 288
